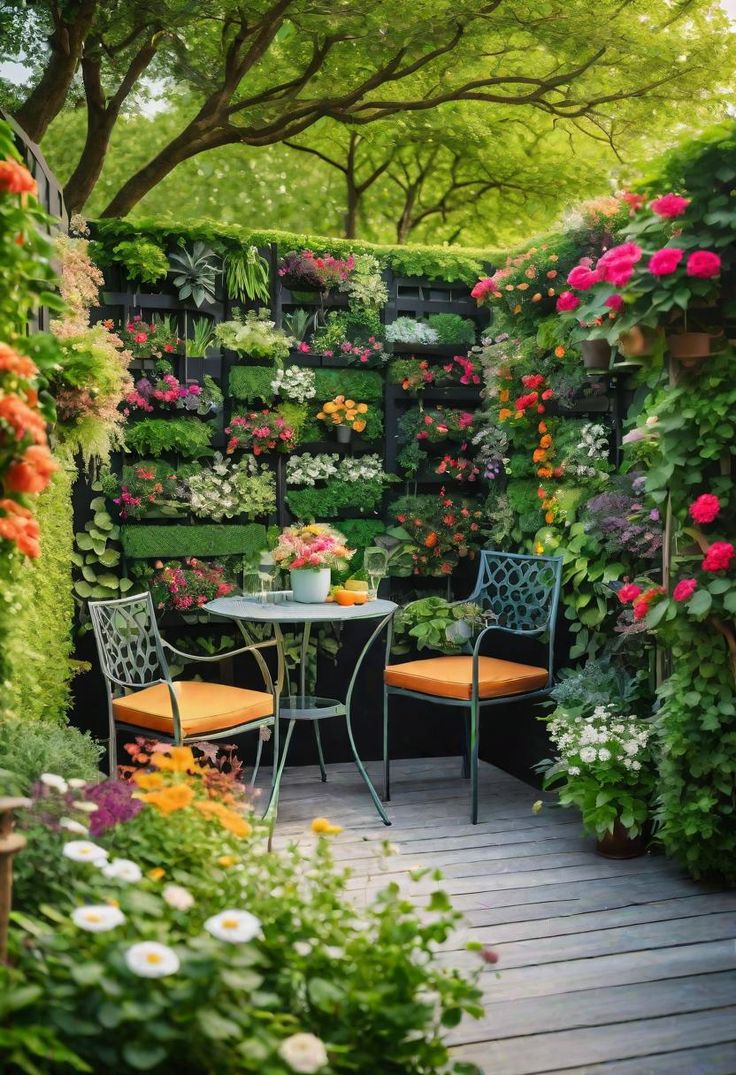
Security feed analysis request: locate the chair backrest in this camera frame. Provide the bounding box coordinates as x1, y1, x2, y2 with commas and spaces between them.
469, 550, 563, 635
89, 592, 170, 694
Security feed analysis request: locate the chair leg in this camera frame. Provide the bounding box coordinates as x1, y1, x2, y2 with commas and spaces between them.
382, 686, 390, 802
108, 727, 118, 777
313, 720, 327, 782
264, 718, 294, 823
470, 698, 480, 825
461, 712, 470, 779
251, 728, 265, 788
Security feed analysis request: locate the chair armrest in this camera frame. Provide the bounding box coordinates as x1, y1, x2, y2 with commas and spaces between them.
161, 638, 278, 663
105, 671, 167, 692
472, 623, 544, 658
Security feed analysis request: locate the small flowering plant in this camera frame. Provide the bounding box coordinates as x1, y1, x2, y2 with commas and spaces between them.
390, 490, 484, 576
557, 193, 723, 344
109, 463, 188, 520
150, 557, 235, 612
225, 408, 297, 455
415, 408, 476, 444
540, 700, 656, 838
116, 314, 180, 359
286, 452, 340, 486
271, 363, 316, 403
273, 522, 354, 572
316, 395, 368, 432
123, 364, 221, 417
434, 453, 481, 483
279, 249, 355, 291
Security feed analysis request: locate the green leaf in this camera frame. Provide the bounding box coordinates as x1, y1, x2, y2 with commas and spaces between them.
723, 591, 736, 614
196, 1010, 241, 1040
122, 1044, 168, 1070
687, 589, 713, 618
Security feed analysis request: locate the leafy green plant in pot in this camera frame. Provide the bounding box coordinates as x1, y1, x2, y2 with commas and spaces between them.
169, 241, 221, 307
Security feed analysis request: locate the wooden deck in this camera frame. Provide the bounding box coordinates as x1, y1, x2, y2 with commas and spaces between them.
267, 756, 736, 1075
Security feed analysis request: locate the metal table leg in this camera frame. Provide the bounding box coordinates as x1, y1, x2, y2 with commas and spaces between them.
345, 612, 394, 826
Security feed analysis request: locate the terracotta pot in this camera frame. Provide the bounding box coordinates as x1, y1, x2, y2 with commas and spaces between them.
580, 339, 611, 371
596, 820, 646, 860
667, 332, 712, 367
618, 326, 656, 358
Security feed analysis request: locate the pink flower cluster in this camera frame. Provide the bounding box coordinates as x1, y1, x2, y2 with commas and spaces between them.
471, 277, 500, 305
225, 410, 296, 455
152, 557, 234, 613
272, 523, 352, 571
689, 493, 721, 525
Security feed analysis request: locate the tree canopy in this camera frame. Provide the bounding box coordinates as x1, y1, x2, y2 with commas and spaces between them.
2, 0, 734, 241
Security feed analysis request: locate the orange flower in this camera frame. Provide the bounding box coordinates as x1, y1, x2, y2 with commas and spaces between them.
498, 408, 512, 421
512, 304, 522, 314
537, 466, 553, 478
0, 498, 41, 557
499, 389, 510, 403
218, 810, 252, 838
424, 532, 438, 548
547, 288, 556, 297
0, 393, 47, 444
5, 444, 58, 494
546, 270, 557, 279
533, 449, 546, 463
0, 159, 38, 196
545, 511, 555, 524
147, 867, 165, 881
139, 784, 194, 814
539, 434, 552, 449
151, 746, 196, 773
353, 419, 366, 433
531, 292, 542, 303
554, 346, 566, 358
0, 343, 37, 378
538, 422, 548, 434
217, 855, 238, 867
132, 771, 165, 790
517, 282, 529, 291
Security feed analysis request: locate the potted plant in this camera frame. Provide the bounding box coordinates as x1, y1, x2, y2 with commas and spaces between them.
225, 409, 297, 455
215, 309, 293, 365
316, 395, 368, 443
278, 249, 355, 297
168, 241, 221, 308
538, 687, 656, 858
185, 315, 218, 380
580, 338, 612, 371
272, 522, 354, 603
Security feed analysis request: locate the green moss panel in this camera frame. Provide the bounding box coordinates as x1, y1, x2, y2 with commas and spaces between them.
122, 523, 267, 560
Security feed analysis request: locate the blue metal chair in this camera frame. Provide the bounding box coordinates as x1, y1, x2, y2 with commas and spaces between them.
383, 551, 563, 823
89, 593, 281, 798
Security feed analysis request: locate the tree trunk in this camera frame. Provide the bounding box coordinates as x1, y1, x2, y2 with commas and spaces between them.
396, 191, 416, 244
64, 107, 116, 214
13, 1, 99, 143
344, 177, 359, 238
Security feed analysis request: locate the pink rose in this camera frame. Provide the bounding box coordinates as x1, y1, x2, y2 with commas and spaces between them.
672, 578, 697, 603
556, 291, 581, 312
702, 542, 735, 573
686, 251, 721, 279
648, 248, 684, 276
566, 265, 601, 290
598, 242, 643, 268
650, 193, 690, 218
689, 493, 720, 525
618, 583, 642, 604
604, 294, 624, 313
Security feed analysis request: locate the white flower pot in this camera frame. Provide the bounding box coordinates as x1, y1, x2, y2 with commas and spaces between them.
290, 567, 331, 603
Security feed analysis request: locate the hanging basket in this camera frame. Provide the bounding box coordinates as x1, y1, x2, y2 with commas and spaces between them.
580, 339, 611, 372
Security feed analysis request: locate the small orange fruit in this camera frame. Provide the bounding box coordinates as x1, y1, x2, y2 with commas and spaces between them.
351, 592, 369, 604
335, 590, 357, 606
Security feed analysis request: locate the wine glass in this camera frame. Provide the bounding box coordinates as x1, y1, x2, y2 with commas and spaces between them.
242, 569, 260, 598
363, 546, 388, 599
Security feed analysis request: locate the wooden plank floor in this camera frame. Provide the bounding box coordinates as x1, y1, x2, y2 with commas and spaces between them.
263, 756, 736, 1075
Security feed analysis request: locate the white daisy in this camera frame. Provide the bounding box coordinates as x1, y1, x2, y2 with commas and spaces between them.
278, 1032, 328, 1073
204, 909, 261, 944
62, 840, 108, 865
162, 884, 194, 911
101, 858, 143, 883
40, 773, 68, 794
59, 817, 88, 835
72, 904, 125, 933
68, 778, 88, 789
125, 941, 180, 979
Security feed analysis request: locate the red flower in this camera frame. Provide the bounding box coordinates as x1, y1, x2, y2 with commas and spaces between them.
702, 542, 734, 573
556, 291, 580, 312
685, 251, 721, 279
618, 583, 642, 604
648, 248, 683, 276
650, 193, 690, 218
689, 494, 720, 525
632, 586, 665, 621
622, 192, 645, 212
566, 265, 601, 290
0, 158, 38, 195
604, 294, 624, 313
672, 578, 697, 603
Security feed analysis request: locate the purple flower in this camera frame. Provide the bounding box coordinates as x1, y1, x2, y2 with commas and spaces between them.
84, 780, 143, 836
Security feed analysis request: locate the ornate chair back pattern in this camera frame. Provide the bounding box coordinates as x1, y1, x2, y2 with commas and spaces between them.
470, 551, 562, 634
89, 593, 170, 695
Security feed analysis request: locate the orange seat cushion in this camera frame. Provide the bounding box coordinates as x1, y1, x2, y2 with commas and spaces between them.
113, 681, 274, 737
384, 655, 549, 701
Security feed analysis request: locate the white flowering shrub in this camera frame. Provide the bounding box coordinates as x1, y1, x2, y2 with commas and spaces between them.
560, 422, 610, 479
340, 253, 388, 308
286, 453, 340, 486
540, 699, 656, 837
271, 365, 317, 404
337, 453, 388, 483
188, 452, 276, 520
385, 317, 439, 345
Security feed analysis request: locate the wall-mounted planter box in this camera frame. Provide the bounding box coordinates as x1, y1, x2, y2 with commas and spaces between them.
388, 342, 468, 357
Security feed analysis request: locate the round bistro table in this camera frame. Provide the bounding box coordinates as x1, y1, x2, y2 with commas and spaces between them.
204, 595, 397, 825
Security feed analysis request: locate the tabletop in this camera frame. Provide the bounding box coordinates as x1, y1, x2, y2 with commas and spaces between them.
205, 595, 397, 624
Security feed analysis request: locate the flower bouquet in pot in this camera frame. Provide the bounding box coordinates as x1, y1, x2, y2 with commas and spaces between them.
316, 396, 368, 442
273, 523, 354, 602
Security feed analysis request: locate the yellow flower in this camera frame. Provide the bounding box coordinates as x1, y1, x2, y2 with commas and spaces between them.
139, 784, 194, 815
217, 855, 238, 867
132, 771, 165, 790
534, 543, 544, 555
352, 420, 366, 433
316, 411, 326, 420
151, 746, 196, 773
323, 401, 336, 413
311, 817, 343, 836
356, 402, 368, 414
148, 867, 165, 881
513, 304, 522, 314
218, 811, 253, 838
344, 399, 355, 409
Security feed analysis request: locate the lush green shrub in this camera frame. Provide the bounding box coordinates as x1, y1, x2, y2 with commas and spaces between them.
215, 309, 292, 362
426, 313, 477, 346
336, 519, 386, 551
286, 478, 384, 519
0, 716, 102, 795
229, 365, 277, 403
93, 218, 496, 284
3, 466, 76, 723
5, 749, 484, 1074
105, 238, 169, 284
122, 523, 266, 560
313, 367, 384, 402
125, 418, 213, 458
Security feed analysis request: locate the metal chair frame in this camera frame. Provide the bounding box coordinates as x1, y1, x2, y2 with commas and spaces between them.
89, 593, 281, 806
383, 551, 563, 823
